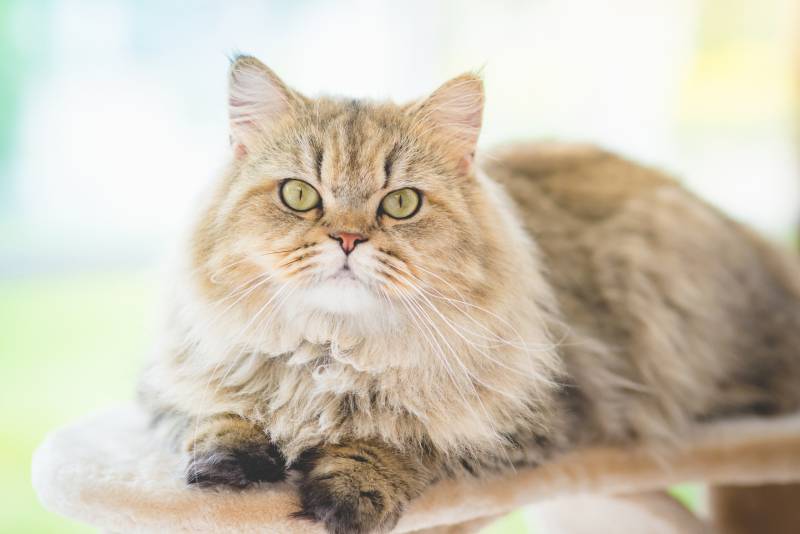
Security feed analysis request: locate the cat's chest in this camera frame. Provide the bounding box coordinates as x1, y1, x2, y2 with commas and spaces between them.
278, 341, 401, 398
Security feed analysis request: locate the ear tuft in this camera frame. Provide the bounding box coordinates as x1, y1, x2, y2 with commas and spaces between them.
412, 73, 485, 166
228, 55, 296, 157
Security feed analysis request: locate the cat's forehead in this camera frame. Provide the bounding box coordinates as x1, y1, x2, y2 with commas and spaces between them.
308, 99, 412, 199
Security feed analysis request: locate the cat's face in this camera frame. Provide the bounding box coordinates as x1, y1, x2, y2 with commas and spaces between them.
192, 56, 497, 331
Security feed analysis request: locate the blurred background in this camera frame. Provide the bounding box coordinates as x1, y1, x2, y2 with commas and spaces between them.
2, 0, 798, 532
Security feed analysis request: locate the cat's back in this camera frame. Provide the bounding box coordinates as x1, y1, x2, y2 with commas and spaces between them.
483, 142, 728, 277
483, 142, 675, 224
484, 142, 800, 439
483, 141, 770, 267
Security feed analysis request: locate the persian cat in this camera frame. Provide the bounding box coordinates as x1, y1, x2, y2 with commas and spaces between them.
139, 55, 800, 533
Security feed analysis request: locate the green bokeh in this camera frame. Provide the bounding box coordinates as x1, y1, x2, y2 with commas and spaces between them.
0, 271, 154, 533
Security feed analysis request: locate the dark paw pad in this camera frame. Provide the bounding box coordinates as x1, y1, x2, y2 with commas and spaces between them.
186, 442, 286, 488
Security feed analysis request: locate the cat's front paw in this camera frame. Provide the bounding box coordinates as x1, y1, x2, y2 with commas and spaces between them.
184, 415, 286, 488
186, 440, 285, 488
292, 443, 423, 534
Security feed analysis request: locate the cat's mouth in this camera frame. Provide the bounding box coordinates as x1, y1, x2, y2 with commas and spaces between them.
300, 263, 379, 314
330, 266, 359, 282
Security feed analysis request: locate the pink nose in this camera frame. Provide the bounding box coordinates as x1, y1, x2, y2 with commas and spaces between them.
329, 232, 367, 255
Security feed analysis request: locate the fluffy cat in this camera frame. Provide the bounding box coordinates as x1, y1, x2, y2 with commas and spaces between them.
139, 55, 800, 533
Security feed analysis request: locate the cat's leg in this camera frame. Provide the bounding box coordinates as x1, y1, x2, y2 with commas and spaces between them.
184, 413, 286, 488
292, 440, 436, 534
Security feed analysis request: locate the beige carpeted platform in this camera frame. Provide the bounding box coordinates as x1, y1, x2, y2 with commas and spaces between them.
32, 405, 800, 533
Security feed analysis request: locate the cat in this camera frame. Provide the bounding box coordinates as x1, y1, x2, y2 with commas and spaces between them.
139, 55, 800, 534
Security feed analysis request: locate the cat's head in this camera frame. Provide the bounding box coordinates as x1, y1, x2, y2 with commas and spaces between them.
191, 56, 520, 340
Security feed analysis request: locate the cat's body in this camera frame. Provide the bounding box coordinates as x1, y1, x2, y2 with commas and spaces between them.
489, 144, 800, 444
140, 57, 800, 534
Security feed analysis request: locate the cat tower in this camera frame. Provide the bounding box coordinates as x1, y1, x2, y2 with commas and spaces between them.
33, 404, 800, 533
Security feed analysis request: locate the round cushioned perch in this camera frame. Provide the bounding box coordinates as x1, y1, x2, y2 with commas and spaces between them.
33, 405, 800, 533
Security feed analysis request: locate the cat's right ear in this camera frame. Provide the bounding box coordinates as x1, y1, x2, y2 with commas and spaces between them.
228, 56, 298, 159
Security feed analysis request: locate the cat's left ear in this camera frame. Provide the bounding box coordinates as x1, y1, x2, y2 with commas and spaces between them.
228, 55, 302, 159
410, 73, 484, 171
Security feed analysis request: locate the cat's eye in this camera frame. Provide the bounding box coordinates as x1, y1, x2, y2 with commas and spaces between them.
380, 188, 421, 219
280, 179, 321, 212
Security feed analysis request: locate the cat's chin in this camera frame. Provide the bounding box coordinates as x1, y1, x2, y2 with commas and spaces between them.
300, 274, 380, 315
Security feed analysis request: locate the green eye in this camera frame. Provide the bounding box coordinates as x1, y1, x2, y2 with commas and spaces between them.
380, 188, 421, 219
280, 179, 320, 212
